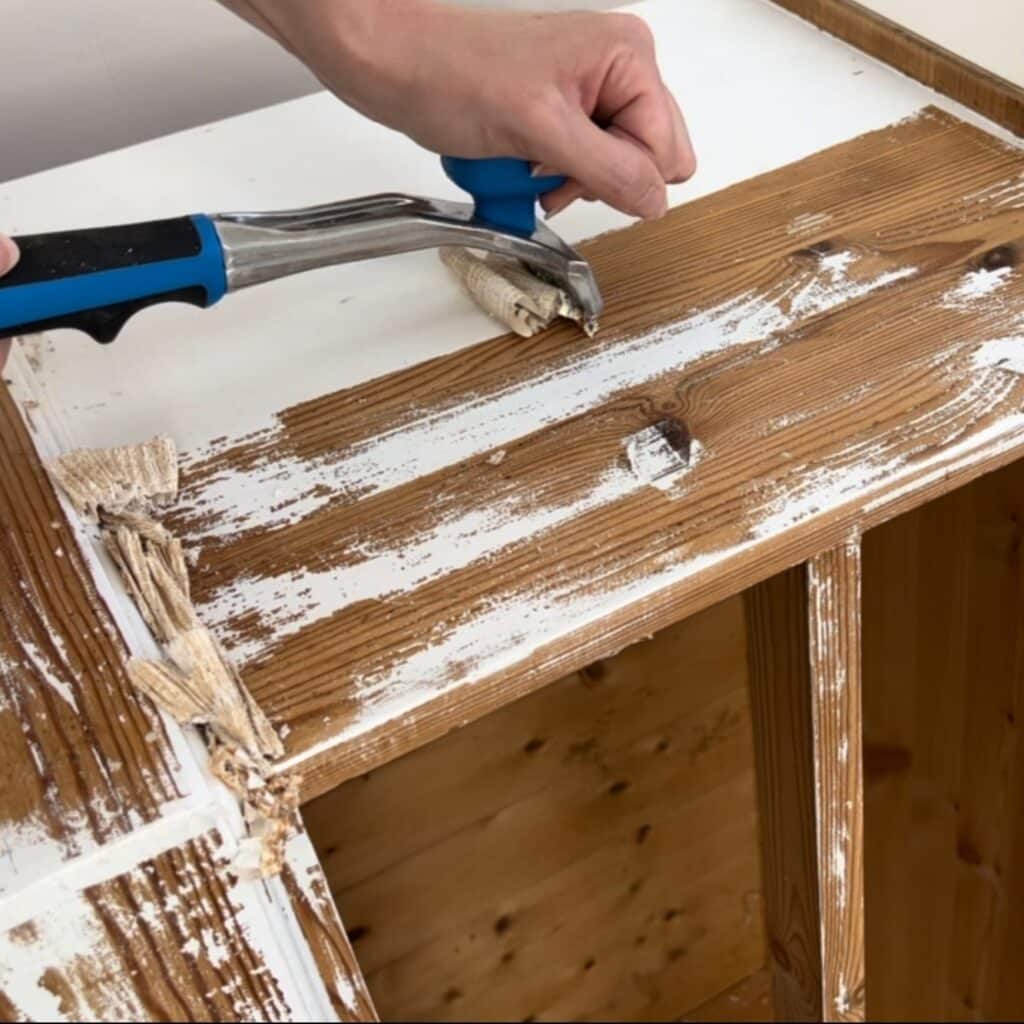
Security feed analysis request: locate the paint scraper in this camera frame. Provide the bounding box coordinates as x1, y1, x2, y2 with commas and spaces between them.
0, 158, 603, 345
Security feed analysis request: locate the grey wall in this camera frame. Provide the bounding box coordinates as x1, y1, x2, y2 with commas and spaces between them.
0, 0, 617, 182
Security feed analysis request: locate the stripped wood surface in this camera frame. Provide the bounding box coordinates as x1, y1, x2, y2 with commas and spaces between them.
807, 543, 865, 1022
159, 108, 1024, 799
771, 0, 1024, 136
0, 382, 182, 893
863, 459, 1024, 1020
745, 567, 823, 1021
1, 353, 376, 1020
305, 598, 766, 1022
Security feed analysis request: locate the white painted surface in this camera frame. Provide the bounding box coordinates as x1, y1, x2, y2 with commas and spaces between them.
859, 0, 1024, 88
3, 0, 1010, 459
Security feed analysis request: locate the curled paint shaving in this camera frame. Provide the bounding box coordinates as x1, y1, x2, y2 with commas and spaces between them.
278, 359, 1024, 770
180, 254, 915, 542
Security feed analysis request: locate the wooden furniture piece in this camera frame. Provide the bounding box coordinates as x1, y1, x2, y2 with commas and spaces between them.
1, 1, 1022, 1020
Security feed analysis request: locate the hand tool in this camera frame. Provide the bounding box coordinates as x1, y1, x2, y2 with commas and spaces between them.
0, 158, 602, 344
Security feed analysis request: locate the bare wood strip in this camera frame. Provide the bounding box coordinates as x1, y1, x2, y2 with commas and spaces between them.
0, 383, 181, 892
807, 541, 865, 1021
281, 837, 379, 1022
771, 0, 1024, 136
745, 566, 822, 1021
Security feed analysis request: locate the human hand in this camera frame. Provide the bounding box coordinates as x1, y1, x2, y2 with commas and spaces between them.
0, 236, 20, 372
220, 1, 695, 220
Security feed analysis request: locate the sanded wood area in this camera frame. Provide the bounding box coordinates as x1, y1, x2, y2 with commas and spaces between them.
771, 0, 1024, 136
304, 598, 766, 1023
0, 381, 182, 891
169, 108, 1024, 800
807, 542, 865, 1021
863, 458, 1024, 1021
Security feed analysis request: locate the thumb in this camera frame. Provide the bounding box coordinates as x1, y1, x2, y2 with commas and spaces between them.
0, 236, 20, 277
535, 113, 666, 220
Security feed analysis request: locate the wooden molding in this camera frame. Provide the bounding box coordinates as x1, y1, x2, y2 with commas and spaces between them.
771, 0, 1024, 136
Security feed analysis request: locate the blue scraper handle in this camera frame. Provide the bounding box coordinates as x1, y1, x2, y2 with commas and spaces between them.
441, 157, 565, 235
0, 215, 227, 344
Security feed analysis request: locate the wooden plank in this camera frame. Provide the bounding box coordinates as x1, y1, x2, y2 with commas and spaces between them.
280, 838, 379, 1022
745, 541, 865, 1022
0, 827, 375, 1022
304, 597, 766, 1023
745, 567, 822, 1021
0, 381, 183, 893
770, 0, 1024, 136
807, 542, 865, 1022
680, 967, 773, 1023
157, 109, 1024, 800
862, 458, 1024, 1020
0, 371, 377, 1019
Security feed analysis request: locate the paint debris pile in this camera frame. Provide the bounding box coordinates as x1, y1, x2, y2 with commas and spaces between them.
47, 436, 299, 880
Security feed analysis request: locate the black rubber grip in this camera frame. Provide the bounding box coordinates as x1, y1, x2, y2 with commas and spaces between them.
0, 218, 202, 290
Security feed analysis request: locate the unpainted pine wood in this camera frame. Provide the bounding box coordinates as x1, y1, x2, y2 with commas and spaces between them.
680, 967, 773, 1023
770, 0, 1024, 136
745, 542, 865, 1023
304, 597, 767, 1023
807, 542, 865, 1022
863, 458, 1024, 1021
168, 109, 1024, 800
0, 381, 182, 892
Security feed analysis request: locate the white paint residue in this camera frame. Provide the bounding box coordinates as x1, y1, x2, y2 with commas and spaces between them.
182, 254, 916, 541
20, 641, 78, 712
786, 211, 833, 235
0, 893, 149, 1022
624, 426, 701, 491
279, 358, 1024, 772
942, 266, 1014, 309
971, 334, 1024, 376
204, 466, 647, 665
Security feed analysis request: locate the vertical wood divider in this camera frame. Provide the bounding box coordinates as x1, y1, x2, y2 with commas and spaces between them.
745, 538, 866, 1022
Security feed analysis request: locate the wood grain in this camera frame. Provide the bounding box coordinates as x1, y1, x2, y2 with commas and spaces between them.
862, 458, 1024, 1020
166, 109, 1024, 800
807, 543, 865, 1022
0, 381, 182, 893
305, 598, 766, 1022
771, 0, 1024, 136
680, 967, 773, 1023
745, 567, 823, 1021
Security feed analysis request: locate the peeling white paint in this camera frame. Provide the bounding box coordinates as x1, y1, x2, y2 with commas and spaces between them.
942, 265, 1014, 309
971, 333, 1024, 375
181, 254, 916, 542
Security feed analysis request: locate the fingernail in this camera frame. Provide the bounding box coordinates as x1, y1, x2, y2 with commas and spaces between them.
531, 163, 559, 178
544, 196, 573, 219
0, 236, 19, 274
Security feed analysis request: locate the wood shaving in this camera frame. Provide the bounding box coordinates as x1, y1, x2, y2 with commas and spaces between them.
440, 246, 586, 338
48, 435, 295, 877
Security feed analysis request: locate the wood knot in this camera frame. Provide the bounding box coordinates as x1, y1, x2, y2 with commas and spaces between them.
980, 245, 1017, 272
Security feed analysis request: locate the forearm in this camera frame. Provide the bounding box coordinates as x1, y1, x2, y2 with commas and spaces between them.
216, 0, 425, 109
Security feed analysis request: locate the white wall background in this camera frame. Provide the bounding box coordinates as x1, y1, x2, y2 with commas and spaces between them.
0, 0, 1020, 183
860, 0, 1023, 88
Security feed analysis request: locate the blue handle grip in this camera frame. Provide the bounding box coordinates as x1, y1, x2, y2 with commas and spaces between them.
0, 214, 227, 344
441, 157, 565, 235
